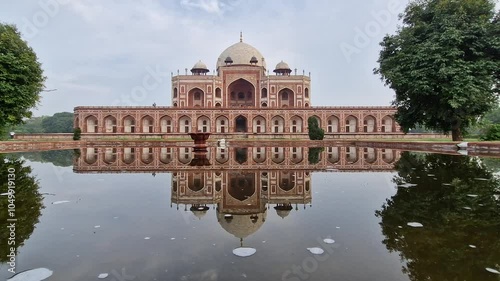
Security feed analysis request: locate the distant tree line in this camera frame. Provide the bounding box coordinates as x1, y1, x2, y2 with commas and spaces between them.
9, 112, 74, 135
410, 106, 500, 140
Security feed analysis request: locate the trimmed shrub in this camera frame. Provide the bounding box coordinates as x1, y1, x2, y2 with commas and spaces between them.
73, 127, 81, 140
308, 117, 324, 140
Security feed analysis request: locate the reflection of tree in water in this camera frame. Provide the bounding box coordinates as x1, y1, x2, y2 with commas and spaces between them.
235, 148, 248, 164
14, 149, 79, 167
482, 157, 500, 173
308, 147, 323, 164
376, 152, 500, 280
0, 155, 44, 263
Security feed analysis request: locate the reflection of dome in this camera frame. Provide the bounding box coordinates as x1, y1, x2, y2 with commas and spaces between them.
274, 204, 293, 219
217, 41, 266, 70
217, 210, 267, 238
190, 205, 209, 220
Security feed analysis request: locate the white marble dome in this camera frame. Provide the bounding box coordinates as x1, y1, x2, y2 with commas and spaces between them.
217, 42, 266, 70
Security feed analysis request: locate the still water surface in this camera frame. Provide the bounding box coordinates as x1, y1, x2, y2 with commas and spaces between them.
0, 147, 499, 281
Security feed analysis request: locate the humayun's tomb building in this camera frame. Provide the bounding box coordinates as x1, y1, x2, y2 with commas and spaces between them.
74, 35, 402, 139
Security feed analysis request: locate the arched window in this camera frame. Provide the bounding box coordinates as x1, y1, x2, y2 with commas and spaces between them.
282, 92, 288, 100
173, 88, 178, 98
160, 116, 173, 133
194, 92, 201, 100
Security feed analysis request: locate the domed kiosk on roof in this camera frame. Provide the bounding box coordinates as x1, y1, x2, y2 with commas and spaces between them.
191, 60, 209, 75
274, 61, 292, 75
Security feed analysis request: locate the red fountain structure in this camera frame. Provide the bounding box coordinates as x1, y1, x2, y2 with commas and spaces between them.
189, 132, 211, 152
188, 132, 211, 166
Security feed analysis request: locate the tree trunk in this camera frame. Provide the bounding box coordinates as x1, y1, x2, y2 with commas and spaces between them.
452, 127, 463, 141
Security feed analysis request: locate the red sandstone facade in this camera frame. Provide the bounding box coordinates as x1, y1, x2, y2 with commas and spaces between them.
74, 37, 401, 138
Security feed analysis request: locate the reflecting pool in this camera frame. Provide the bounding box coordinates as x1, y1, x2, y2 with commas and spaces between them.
0, 147, 499, 281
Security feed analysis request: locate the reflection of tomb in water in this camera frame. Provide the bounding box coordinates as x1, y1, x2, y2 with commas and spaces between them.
74, 146, 400, 173
103, 148, 117, 164
72, 147, 401, 242
171, 170, 312, 240
160, 148, 174, 164
123, 148, 135, 164
346, 147, 358, 164
178, 147, 193, 164
141, 148, 154, 164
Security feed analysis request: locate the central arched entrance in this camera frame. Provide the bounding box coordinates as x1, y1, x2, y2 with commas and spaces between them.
228, 79, 256, 107
235, 115, 248, 132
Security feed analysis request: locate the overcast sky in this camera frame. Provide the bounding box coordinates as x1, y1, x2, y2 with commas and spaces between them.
1, 0, 498, 116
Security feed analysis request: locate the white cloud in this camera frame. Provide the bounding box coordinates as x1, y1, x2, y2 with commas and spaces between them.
180, 0, 223, 14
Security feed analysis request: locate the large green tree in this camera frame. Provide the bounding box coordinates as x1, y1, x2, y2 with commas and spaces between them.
0, 23, 45, 133
374, 0, 500, 141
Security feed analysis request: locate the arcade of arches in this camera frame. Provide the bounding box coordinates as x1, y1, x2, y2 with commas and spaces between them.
75, 108, 399, 136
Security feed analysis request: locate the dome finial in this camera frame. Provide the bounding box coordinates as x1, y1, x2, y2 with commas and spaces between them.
240, 31, 242, 42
